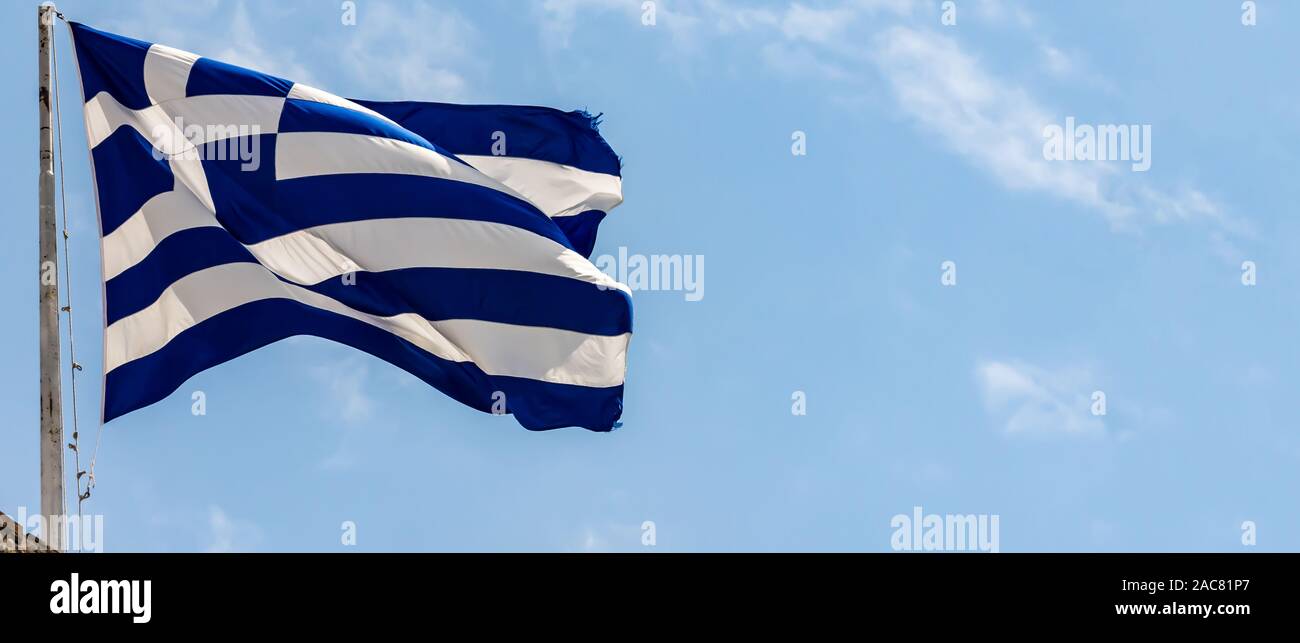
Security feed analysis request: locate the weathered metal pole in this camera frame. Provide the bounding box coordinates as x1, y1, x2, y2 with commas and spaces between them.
38, 1, 64, 551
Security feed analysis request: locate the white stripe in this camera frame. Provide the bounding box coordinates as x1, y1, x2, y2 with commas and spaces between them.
143, 44, 199, 104
274, 132, 527, 202
245, 217, 630, 293
169, 155, 216, 216
105, 262, 466, 371
286, 83, 400, 127
461, 155, 623, 218
158, 93, 284, 145
105, 262, 629, 388
83, 90, 283, 151
102, 188, 218, 281
83, 93, 176, 151
434, 318, 629, 387
103, 192, 627, 294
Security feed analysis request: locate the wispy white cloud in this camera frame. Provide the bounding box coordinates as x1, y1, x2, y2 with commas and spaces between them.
203, 505, 263, 553
538, 0, 1238, 236
967, 0, 1034, 29
760, 41, 853, 81
870, 26, 1233, 230
571, 522, 643, 552
311, 357, 374, 426
311, 356, 373, 472
872, 27, 1125, 219
341, 2, 480, 101
307, 354, 389, 471
706, 1, 781, 34
103, 0, 477, 101
1040, 44, 1072, 77
539, 0, 703, 57
1032, 41, 1118, 95
780, 3, 856, 44
975, 360, 1105, 438
207, 1, 316, 83
103, 0, 315, 84
538, 0, 629, 49
580, 526, 607, 552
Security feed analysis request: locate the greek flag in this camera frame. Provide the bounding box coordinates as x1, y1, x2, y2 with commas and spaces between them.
70, 22, 631, 431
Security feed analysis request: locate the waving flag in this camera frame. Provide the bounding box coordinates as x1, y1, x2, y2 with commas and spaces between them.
359, 101, 623, 259
69, 22, 632, 431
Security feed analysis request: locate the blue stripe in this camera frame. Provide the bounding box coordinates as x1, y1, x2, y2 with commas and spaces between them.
199, 134, 280, 243
105, 226, 631, 334
187, 131, 570, 248
104, 298, 623, 431
105, 227, 256, 325
185, 57, 293, 98
552, 210, 607, 258
354, 101, 622, 177
269, 173, 574, 249
93, 127, 174, 236
277, 98, 465, 164
69, 23, 153, 110
492, 375, 624, 433
303, 268, 632, 336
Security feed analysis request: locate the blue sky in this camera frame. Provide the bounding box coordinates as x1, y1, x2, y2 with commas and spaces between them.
2, 0, 1297, 551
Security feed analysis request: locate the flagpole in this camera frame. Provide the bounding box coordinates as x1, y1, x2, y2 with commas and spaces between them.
38, 1, 64, 551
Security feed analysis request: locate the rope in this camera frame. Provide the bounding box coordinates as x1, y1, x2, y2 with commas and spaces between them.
50, 11, 99, 526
